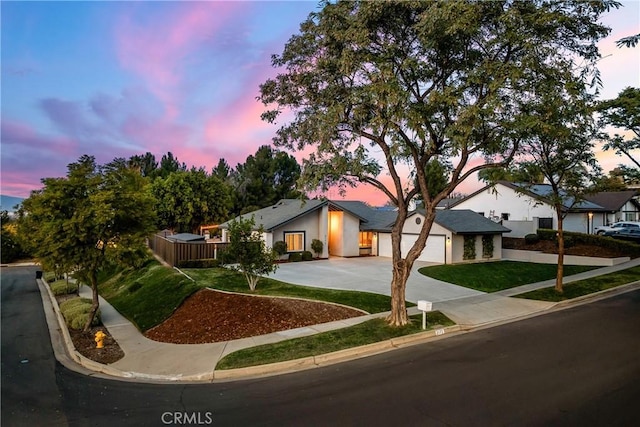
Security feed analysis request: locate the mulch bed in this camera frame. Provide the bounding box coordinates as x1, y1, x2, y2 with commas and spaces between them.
144, 289, 365, 344
55, 293, 125, 365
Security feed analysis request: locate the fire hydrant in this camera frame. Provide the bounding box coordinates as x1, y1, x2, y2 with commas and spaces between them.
94, 331, 107, 349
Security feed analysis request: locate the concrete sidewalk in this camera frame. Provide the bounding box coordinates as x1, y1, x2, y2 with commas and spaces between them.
40, 256, 640, 383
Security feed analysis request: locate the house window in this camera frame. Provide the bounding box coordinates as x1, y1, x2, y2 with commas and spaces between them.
284, 232, 304, 252
501, 213, 510, 220
538, 218, 553, 229
359, 231, 373, 248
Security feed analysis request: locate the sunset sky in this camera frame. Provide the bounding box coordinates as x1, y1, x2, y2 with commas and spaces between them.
2, 1, 639, 206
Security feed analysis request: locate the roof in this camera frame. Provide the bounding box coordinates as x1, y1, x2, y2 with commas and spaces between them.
223, 199, 510, 235
166, 233, 205, 242
584, 190, 638, 212
219, 199, 369, 232
433, 209, 511, 234
450, 181, 606, 212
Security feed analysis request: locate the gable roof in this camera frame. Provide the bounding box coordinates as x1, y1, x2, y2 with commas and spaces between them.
433, 209, 511, 234
584, 190, 638, 212
450, 181, 606, 212
222, 199, 510, 235
220, 199, 369, 232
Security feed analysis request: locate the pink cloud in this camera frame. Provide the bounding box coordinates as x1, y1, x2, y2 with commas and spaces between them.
115, 2, 246, 120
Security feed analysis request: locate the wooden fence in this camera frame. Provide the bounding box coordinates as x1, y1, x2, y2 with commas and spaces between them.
148, 234, 229, 267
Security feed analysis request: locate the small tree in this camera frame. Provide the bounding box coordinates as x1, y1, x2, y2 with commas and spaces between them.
311, 239, 323, 258
222, 216, 277, 290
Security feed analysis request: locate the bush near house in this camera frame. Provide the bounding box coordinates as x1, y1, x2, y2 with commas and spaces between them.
537, 229, 640, 257
311, 239, 323, 258
60, 297, 101, 330
289, 252, 303, 262
302, 251, 313, 261
273, 241, 287, 256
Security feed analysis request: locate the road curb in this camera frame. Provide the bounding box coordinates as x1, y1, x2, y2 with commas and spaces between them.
552, 280, 640, 308
212, 324, 462, 380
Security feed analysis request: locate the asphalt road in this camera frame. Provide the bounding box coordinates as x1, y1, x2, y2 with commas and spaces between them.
2, 265, 639, 426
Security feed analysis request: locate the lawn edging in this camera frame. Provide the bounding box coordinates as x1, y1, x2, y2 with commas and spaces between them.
552, 280, 640, 307
212, 324, 461, 380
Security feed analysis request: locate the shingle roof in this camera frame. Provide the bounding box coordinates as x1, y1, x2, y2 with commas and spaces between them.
222, 199, 511, 234
220, 199, 326, 231
584, 190, 638, 211
450, 181, 607, 212
433, 209, 511, 234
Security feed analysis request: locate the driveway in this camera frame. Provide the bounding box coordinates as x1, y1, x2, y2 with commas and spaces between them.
267, 256, 484, 303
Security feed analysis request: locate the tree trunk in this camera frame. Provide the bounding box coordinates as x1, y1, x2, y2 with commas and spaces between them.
387, 258, 410, 326
555, 212, 565, 294
83, 269, 100, 332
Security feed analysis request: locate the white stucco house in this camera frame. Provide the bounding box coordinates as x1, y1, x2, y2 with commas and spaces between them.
220, 199, 510, 264
448, 181, 640, 237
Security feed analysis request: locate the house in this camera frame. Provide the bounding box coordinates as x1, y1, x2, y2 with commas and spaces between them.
583, 190, 640, 225
220, 199, 510, 264
448, 181, 639, 236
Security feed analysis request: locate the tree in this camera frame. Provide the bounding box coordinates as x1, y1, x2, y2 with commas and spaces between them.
128, 152, 159, 178
18, 156, 156, 331
478, 163, 544, 186
517, 74, 599, 294
221, 216, 277, 290
259, 0, 614, 325
597, 87, 640, 169
151, 168, 232, 233
234, 145, 303, 214
157, 152, 187, 179
1, 210, 27, 263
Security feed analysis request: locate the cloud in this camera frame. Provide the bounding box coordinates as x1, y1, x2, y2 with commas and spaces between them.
0, 119, 78, 196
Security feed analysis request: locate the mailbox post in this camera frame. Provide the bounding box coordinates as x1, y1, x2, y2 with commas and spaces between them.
417, 300, 433, 330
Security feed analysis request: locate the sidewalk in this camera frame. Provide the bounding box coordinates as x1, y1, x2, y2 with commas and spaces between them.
40, 257, 640, 383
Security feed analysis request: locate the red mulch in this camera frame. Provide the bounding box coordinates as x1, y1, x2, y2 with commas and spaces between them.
144, 289, 364, 344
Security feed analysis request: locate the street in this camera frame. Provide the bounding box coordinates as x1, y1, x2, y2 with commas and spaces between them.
2, 265, 639, 426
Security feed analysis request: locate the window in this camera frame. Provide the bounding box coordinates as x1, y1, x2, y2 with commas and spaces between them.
359, 231, 373, 248
284, 232, 304, 252
501, 213, 510, 220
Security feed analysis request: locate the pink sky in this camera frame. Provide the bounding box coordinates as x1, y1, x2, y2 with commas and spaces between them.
2, 1, 638, 206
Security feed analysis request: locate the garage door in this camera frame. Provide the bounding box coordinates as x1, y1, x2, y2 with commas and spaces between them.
378, 233, 445, 263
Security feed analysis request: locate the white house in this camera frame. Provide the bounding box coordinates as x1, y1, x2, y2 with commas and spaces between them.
448, 181, 639, 236
220, 199, 510, 264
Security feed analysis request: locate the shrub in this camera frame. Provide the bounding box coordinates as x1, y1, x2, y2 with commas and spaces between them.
272, 240, 287, 256
128, 281, 143, 293
50, 279, 77, 296
302, 251, 313, 261
59, 297, 101, 330
524, 233, 540, 244
311, 239, 323, 257
463, 235, 476, 260
289, 252, 303, 262
482, 235, 494, 258
176, 258, 221, 269
562, 236, 575, 248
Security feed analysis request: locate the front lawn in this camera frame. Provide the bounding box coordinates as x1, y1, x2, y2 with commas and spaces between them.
183, 267, 404, 314
216, 312, 454, 370
515, 266, 640, 302
418, 261, 597, 293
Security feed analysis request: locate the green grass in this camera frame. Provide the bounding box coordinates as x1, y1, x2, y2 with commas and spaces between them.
182, 267, 403, 314
418, 261, 598, 292
99, 259, 200, 331
516, 266, 640, 302
49, 279, 78, 296
216, 312, 454, 370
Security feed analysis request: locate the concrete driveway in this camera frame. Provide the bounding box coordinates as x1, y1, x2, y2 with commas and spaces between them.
267, 256, 484, 303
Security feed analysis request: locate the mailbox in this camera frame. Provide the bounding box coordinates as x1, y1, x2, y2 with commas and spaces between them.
418, 300, 432, 312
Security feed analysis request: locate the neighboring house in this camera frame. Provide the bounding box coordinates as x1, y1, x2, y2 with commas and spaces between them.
583, 190, 640, 225
448, 181, 639, 236
220, 199, 510, 264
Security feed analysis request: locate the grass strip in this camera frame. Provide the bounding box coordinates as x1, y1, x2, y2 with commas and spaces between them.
99, 260, 200, 331
216, 312, 454, 370
515, 266, 640, 302
183, 267, 405, 314
419, 261, 597, 292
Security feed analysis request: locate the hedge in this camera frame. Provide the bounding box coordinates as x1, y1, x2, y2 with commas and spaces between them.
50, 279, 77, 296
59, 297, 101, 330
537, 229, 640, 257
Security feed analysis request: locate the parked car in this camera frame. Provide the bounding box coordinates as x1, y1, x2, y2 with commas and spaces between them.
602, 228, 640, 243
594, 221, 640, 235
